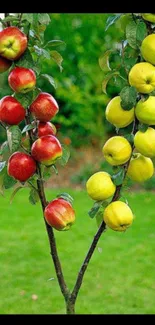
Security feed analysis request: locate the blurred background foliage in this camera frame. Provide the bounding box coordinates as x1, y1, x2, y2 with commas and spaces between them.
0, 13, 155, 190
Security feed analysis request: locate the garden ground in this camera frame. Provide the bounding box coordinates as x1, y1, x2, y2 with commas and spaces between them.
0, 188, 155, 314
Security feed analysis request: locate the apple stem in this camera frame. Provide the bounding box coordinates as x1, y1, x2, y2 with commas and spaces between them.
4, 13, 10, 27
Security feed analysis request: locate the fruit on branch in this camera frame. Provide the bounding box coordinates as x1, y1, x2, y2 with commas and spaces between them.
129, 62, 155, 94
44, 198, 75, 231
30, 92, 59, 122
8, 67, 36, 93
0, 26, 27, 60
105, 96, 134, 128
135, 96, 155, 125
37, 122, 57, 137
86, 171, 116, 201
127, 153, 154, 182
134, 127, 155, 158
8, 152, 37, 182
0, 96, 25, 125
102, 136, 132, 166
141, 34, 155, 65
31, 135, 62, 166
141, 13, 155, 23
103, 201, 134, 232
0, 56, 12, 73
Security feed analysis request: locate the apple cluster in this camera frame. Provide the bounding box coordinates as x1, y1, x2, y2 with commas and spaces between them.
0, 26, 75, 231
86, 15, 155, 232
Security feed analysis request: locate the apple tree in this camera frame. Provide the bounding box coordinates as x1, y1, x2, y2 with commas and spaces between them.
0, 13, 155, 314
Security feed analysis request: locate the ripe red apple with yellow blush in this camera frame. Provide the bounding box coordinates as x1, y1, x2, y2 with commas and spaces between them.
37, 122, 57, 137
8, 67, 36, 93
0, 96, 25, 125
30, 92, 59, 122
31, 135, 62, 166
44, 198, 75, 231
0, 56, 12, 73
0, 26, 27, 60
8, 152, 36, 182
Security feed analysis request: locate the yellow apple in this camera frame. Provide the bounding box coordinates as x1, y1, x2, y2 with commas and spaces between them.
105, 96, 134, 128
86, 171, 116, 201
129, 62, 155, 94
134, 127, 155, 157
127, 153, 154, 182
142, 13, 155, 23
102, 136, 132, 166
103, 201, 134, 231
135, 96, 155, 125
141, 34, 155, 65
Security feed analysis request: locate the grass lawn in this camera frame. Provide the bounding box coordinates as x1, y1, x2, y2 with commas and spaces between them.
0, 187, 155, 314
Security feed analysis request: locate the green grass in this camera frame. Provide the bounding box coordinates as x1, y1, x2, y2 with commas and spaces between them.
0, 188, 155, 314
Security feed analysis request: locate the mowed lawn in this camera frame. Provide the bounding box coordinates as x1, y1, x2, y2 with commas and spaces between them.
0, 188, 155, 314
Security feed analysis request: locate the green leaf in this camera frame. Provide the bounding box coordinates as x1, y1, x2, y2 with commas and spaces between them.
124, 57, 138, 72
0, 141, 9, 155
99, 50, 112, 72
3, 15, 20, 22
22, 124, 35, 134
44, 40, 66, 48
112, 168, 125, 186
10, 186, 23, 204
124, 133, 134, 145
38, 13, 50, 25
96, 211, 104, 228
102, 71, 120, 94
15, 92, 33, 108
126, 20, 147, 49
59, 145, 70, 166
29, 188, 39, 205
34, 45, 51, 59
105, 14, 122, 31
0, 167, 6, 195
50, 50, 63, 72
7, 126, 22, 154
57, 192, 74, 205
40, 74, 56, 89
88, 201, 103, 219
0, 161, 6, 172
16, 48, 34, 69
138, 123, 149, 132
43, 166, 53, 180
120, 86, 137, 110
3, 172, 17, 189
136, 21, 147, 45
126, 20, 138, 49
22, 14, 34, 24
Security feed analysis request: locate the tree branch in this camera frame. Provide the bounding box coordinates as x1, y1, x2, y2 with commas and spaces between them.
25, 109, 70, 301
67, 116, 139, 312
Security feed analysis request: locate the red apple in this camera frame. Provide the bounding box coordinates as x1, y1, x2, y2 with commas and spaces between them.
0, 26, 27, 60
30, 92, 59, 122
44, 198, 75, 231
31, 135, 62, 166
0, 96, 25, 125
8, 152, 36, 182
0, 56, 12, 73
8, 67, 36, 93
37, 122, 57, 137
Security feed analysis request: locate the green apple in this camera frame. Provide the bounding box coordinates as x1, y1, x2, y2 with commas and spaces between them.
105, 96, 134, 128
127, 153, 154, 182
141, 34, 155, 65
135, 96, 155, 125
102, 136, 132, 166
142, 13, 155, 23
134, 127, 155, 157
129, 62, 155, 94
